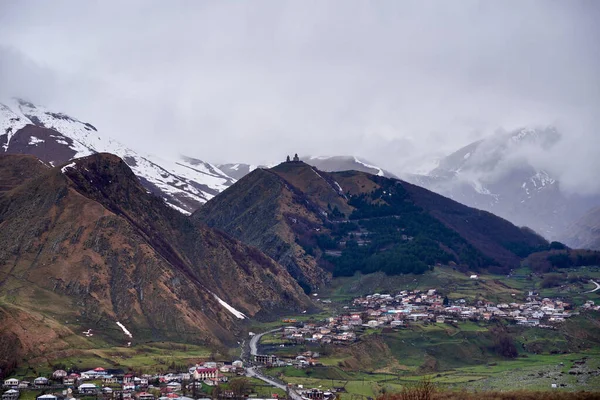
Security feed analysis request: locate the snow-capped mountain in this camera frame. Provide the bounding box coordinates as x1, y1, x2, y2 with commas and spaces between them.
0, 98, 234, 214
559, 206, 600, 251
305, 155, 398, 178
218, 155, 396, 181
217, 163, 262, 180
404, 127, 599, 240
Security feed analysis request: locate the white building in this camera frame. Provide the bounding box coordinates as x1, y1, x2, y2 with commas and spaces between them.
3, 379, 19, 389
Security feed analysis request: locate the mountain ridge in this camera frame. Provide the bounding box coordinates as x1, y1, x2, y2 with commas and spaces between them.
403, 127, 600, 240
194, 160, 549, 288
0, 99, 235, 214
0, 152, 310, 373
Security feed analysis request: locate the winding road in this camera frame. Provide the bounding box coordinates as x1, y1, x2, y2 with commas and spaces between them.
245, 328, 304, 400
586, 279, 600, 293
249, 328, 281, 356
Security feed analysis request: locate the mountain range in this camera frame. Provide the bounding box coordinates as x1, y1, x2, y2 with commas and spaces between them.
403, 127, 600, 242
0, 152, 310, 372
3, 100, 599, 249
0, 105, 593, 375
0, 99, 234, 214
217, 130, 600, 249
217, 155, 397, 181
194, 160, 549, 291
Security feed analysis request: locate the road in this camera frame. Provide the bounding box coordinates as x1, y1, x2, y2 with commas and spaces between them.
245, 327, 304, 400
586, 279, 600, 293
246, 366, 303, 400
249, 328, 281, 356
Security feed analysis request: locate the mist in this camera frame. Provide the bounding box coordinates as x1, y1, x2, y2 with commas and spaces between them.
1, 0, 599, 194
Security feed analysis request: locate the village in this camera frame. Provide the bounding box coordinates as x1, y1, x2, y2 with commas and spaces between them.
2, 362, 249, 400
3, 288, 599, 400
263, 288, 600, 352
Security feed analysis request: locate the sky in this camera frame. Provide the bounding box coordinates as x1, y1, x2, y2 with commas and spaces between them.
0, 1, 599, 192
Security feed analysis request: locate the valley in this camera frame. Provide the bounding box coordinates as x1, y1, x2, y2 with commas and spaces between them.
3, 2, 599, 398
5, 265, 598, 398
251, 266, 600, 395
1, 128, 599, 398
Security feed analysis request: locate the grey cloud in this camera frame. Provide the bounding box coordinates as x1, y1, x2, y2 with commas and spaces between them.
0, 0, 599, 192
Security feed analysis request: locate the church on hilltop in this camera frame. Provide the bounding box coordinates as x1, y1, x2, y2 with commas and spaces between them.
286, 154, 300, 162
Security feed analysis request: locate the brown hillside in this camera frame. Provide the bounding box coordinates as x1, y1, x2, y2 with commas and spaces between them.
195, 161, 548, 284
0, 154, 48, 193
0, 153, 310, 374
193, 165, 332, 290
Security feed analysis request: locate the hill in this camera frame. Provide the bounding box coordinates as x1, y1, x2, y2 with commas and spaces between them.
0, 153, 310, 374
193, 161, 549, 289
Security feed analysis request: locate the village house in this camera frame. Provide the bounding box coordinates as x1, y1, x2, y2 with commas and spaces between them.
192, 368, 219, 381
136, 392, 155, 400
79, 383, 98, 394
33, 378, 48, 386
61, 373, 78, 386
103, 376, 118, 385
1, 389, 19, 400
3, 379, 19, 389
134, 377, 148, 387
51, 370, 67, 381
253, 355, 278, 365
219, 365, 233, 373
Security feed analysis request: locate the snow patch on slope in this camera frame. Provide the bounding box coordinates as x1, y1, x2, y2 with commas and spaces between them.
353, 156, 384, 176
213, 294, 247, 319
116, 321, 133, 338
28, 136, 44, 145
61, 162, 76, 174
0, 103, 28, 151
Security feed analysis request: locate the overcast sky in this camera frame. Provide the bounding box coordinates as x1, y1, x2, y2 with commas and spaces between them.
0, 1, 599, 191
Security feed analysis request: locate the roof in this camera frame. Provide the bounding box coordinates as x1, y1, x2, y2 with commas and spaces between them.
194, 368, 217, 373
